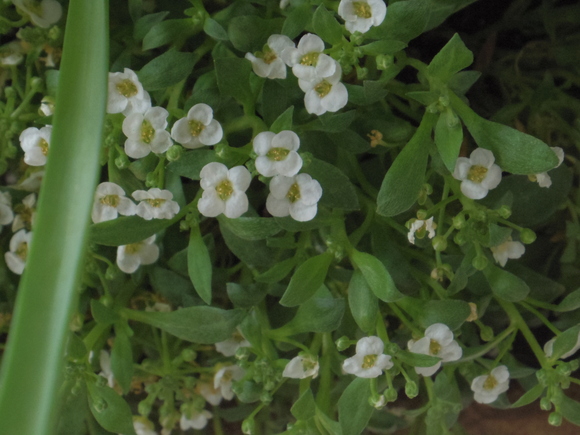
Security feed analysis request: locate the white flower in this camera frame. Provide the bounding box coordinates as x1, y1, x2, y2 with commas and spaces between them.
0, 191, 14, 230
407, 323, 462, 376
338, 0, 387, 34
214, 365, 244, 401
180, 410, 213, 431
471, 365, 510, 404
107, 68, 151, 116
281, 33, 337, 81
12, 0, 62, 28
253, 130, 302, 177
283, 354, 319, 379
132, 418, 158, 435
98, 350, 115, 388
215, 328, 251, 357
12, 170, 44, 192
122, 107, 173, 159
342, 336, 393, 378
116, 235, 160, 274
245, 34, 295, 79
407, 217, 437, 244
533, 147, 565, 188
39, 96, 55, 116
453, 148, 502, 200
490, 237, 525, 267
132, 188, 180, 220
196, 381, 223, 406
92, 182, 137, 223
198, 163, 251, 219
299, 61, 348, 115
12, 193, 36, 231
19, 126, 51, 166
5, 229, 32, 275
0, 41, 24, 66
266, 173, 322, 222
544, 333, 580, 359
170, 103, 223, 149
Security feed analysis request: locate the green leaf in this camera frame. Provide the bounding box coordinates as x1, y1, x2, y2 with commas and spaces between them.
291, 389, 316, 421
188, 225, 212, 304
124, 306, 245, 344
150, 267, 197, 307
557, 288, 580, 312
138, 50, 196, 90
450, 92, 559, 174
552, 325, 580, 360
434, 111, 463, 173
134, 11, 169, 40
348, 270, 379, 335
427, 33, 473, 83
226, 283, 267, 309
228, 16, 284, 52
312, 5, 343, 45
282, 5, 312, 39
142, 18, 196, 50
220, 222, 279, 269
395, 350, 441, 367
338, 378, 374, 435
280, 252, 333, 307
302, 158, 359, 210
218, 216, 282, 241
87, 383, 136, 435
560, 395, 580, 426
90, 215, 180, 246
167, 149, 221, 180
511, 383, 544, 408
270, 106, 294, 133
350, 250, 403, 303
359, 40, 407, 56
204, 17, 229, 41
377, 112, 436, 216
215, 57, 253, 106
280, 287, 345, 334
483, 265, 530, 302
110, 328, 133, 393
255, 256, 297, 284
419, 300, 471, 330
90, 300, 120, 325
308, 110, 356, 132
448, 70, 481, 96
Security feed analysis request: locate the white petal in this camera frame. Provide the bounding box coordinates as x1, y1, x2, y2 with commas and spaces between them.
415, 362, 441, 377
229, 166, 252, 191
268, 59, 287, 79
200, 162, 229, 188
453, 158, 471, 180
266, 195, 290, 217
145, 106, 169, 129
355, 336, 384, 355
224, 191, 248, 218
470, 148, 495, 168
298, 33, 325, 54
170, 117, 193, 144
125, 139, 150, 159
149, 131, 173, 154
322, 83, 348, 112
481, 164, 502, 190
290, 202, 318, 221
315, 54, 337, 78
198, 190, 225, 217
425, 323, 453, 346
253, 131, 276, 155
304, 90, 325, 115
122, 113, 145, 139
268, 34, 295, 54
272, 130, 300, 151
199, 119, 223, 145
269, 175, 295, 198
277, 152, 303, 177
460, 180, 488, 200
255, 157, 277, 177
139, 243, 160, 265
187, 103, 213, 125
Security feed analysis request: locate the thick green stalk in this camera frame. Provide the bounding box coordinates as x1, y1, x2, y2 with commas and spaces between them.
0, 2, 108, 434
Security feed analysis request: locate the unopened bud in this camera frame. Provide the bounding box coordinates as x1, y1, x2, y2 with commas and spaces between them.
115, 154, 129, 170
384, 387, 398, 402
369, 394, 386, 409
376, 54, 394, 70
479, 325, 494, 342
242, 418, 256, 435
181, 348, 196, 362
452, 214, 465, 229
472, 255, 488, 271
497, 205, 512, 219
520, 228, 536, 244
405, 381, 418, 399
166, 145, 183, 162
432, 236, 447, 252
416, 209, 428, 220
548, 412, 562, 426
335, 336, 351, 352
540, 397, 552, 411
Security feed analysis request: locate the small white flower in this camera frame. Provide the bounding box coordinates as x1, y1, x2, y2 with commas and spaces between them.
39, 96, 55, 117
281, 33, 337, 81
471, 365, 510, 404
107, 68, 151, 116
533, 147, 565, 188
198, 163, 251, 219
490, 237, 525, 267
338, 0, 387, 34
98, 350, 115, 388
180, 410, 213, 431
196, 381, 223, 406
299, 61, 348, 115
453, 148, 502, 200
12, 170, 44, 192
215, 328, 251, 357
245, 34, 295, 79
342, 336, 393, 378
407, 217, 437, 244
283, 354, 319, 379
0, 191, 14, 230
170, 103, 223, 149
122, 107, 173, 159
116, 235, 160, 274
0, 41, 24, 66
19, 126, 51, 166
12, 0, 62, 28
544, 333, 580, 359
266, 173, 322, 222
92, 182, 137, 223
253, 130, 303, 177
5, 229, 32, 275
132, 418, 158, 435
12, 193, 36, 231
132, 188, 180, 220
214, 365, 244, 401
407, 323, 462, 376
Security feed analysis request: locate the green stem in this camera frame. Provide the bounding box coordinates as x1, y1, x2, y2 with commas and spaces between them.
519, 301, 561, 335
315, 333, 333, 416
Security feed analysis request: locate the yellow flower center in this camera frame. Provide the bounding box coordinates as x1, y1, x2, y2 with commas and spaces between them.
14, 204, 34, 229
221, 371, 233, 382
467, 165, 488, 183
216, 179, 234, 201
266, 147, 290, 161
140, 120, 155, 144
16, 241, 28, 260
353, 1, 373, 18
146, 198, 166, 207
189, 119, 205, 137
300, 52, 320, 66
362, 354, 377, 369
286, 183, 301, 203
116, 79, 138, 98
124, 242, 141, 255
260, 46, 277, 65
483, 374, 498, 390
39, 138, 49, 156
314, 80, 332, 98
302, 358, 317, 372
100, 194, 120, 207
429, 339, 441, 355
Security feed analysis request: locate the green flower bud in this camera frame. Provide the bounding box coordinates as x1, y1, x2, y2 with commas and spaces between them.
471, 209, 487, 222
384, 387, 398, 403
105, 265, 119, 280
548, 412, 562, 426
138, 399, 152, 416
115, 154, 129, 170
145, 172, 158, 188
385, 342, 400, 355
405, 381, 418, 399
369, 394, 386, 409
453, 231, 467, 246
376, 54, 394, 70
432, 236, 447, 252
416, 209, 428, 220
452, 214, 465, 229
479, 325, 494, 342
4, 87, 16, 99
242, 417, 256, 435
520, 228, 537, 244
556, 363, 572, 377
472, 255, 488, 271
260, 391, 273, 404
350, 32, 365, 45
536, 369, 548, 386
30, 77, 43, 89
356, 65, 368, 80
540, 396, 552, 411
166, 145, 183, 162
181, 348, 196, 362
235, 347, 251, 361
335, 336, 351, 351
497, 205, 512, 219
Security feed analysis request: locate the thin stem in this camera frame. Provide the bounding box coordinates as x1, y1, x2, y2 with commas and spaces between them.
519, 301, 561, 335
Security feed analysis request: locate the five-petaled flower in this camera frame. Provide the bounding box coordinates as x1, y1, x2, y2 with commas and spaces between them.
107, 68, 151, 115
253, 130, 303, 177
214, 365, 244, 401
281, 33, 337, 81
299, 61, 348, 115
453, 148, 502, 200
92, 182, 136, 223
407, 323, 462, 376
490, 237, 525, 267
170, 103, 223, 149
532, 147, 565, 188
122, 107, 173, 159
407, 217, 437, 244
471, 365, 510, 404
266, 173, 322, 222
132, 188, 180, 220
13, 0, 62, 28
342, 336, 393, 378
283, 354, 320, 379
5, 229, 32, 275
198, 163, 251, 219
19, 125, 51, 166
338, 0, 387, 34
116, 235, 160, 274
245, 34, 295, 79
